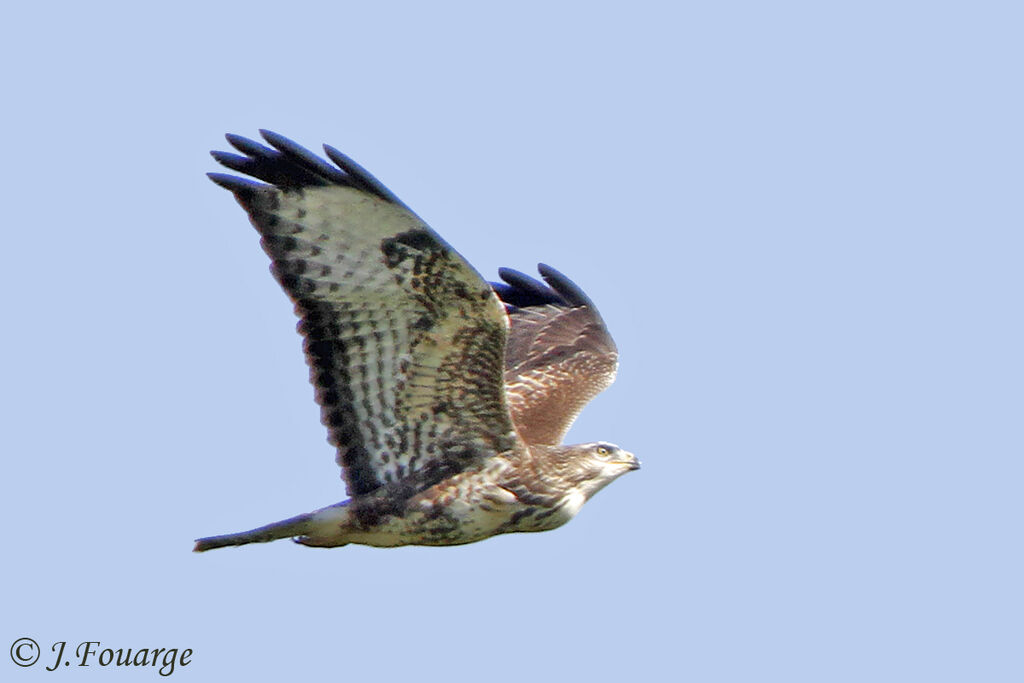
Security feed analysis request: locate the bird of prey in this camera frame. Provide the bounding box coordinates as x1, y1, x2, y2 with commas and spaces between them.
194, 131, 638, 552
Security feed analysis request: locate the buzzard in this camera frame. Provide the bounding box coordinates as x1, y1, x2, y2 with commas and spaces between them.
194, 131, 638, 552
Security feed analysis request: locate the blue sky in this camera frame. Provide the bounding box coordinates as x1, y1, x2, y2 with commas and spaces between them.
3, 2, 1021, 681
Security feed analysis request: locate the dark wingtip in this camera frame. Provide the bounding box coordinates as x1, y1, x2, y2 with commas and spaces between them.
497, 266, 527, 283
210, 130, 406, 205
323, 144, 408, 208
210, 150, 252, 174
207, 172, 265, 197
492, 264, 602, 312
537, 263, 596, 309
258, 129, 300, 153
500, 267, 558, 298
225, 132, 273, 156
257, 129, 351, 185
494, 267, 567, 307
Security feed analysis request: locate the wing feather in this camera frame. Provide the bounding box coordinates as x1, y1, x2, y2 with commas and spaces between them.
493, 265, 618, 445
211, 131, 518, 497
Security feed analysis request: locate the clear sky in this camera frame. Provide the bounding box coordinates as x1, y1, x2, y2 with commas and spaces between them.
3, 2, 1021, 681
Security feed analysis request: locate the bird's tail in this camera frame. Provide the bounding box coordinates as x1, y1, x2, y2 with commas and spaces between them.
193, 511, 314, 552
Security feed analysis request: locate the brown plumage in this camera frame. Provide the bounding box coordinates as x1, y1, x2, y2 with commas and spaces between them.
497, 265, 619, 445
194, 131, 637, 552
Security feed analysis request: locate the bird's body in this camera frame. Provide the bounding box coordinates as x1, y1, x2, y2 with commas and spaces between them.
195, 442, 631, 551
194, 131, 637, 553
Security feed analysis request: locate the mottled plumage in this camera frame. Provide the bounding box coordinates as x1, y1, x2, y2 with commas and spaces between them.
194, 131, 637, 552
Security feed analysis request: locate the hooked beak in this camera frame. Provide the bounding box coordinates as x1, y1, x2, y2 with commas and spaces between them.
614, 454, 640, 471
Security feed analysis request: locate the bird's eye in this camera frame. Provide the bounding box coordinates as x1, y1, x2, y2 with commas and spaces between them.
595, 446, 611, 458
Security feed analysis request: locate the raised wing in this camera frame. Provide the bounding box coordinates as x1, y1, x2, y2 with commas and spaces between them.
491, 265, 618, 445
210, 131, 519, 497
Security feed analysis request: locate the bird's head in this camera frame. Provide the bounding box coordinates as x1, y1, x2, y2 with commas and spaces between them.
564, 441, 640, 500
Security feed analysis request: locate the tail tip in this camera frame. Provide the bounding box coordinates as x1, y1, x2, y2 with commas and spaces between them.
193, 537, 221, 553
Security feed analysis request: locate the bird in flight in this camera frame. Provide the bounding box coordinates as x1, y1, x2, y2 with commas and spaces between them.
194, 131, 638, 552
